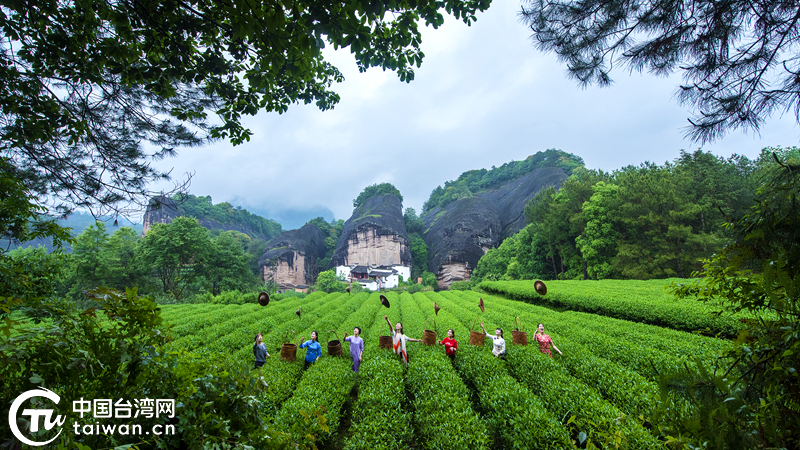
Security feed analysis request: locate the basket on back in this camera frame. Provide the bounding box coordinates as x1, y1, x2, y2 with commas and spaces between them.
512, 316, 528, 346
422, 318, 437, 346
379, 322, 393, 350
327, 330, 343, 357
280, 330, 298, 361
469, 318, 485, 346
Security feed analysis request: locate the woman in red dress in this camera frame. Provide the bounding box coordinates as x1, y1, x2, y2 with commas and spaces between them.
534, 323, 562, 357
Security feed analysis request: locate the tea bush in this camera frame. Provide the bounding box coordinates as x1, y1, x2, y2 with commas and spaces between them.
479, 279, 762, 337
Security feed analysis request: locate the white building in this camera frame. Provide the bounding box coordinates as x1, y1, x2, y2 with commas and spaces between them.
335, 264, 411, 291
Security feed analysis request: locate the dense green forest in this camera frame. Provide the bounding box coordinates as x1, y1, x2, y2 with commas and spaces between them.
47, 219, 261, 301
0, 195, 291, 306
470, 147, 796, 284
422, 149, 584, 213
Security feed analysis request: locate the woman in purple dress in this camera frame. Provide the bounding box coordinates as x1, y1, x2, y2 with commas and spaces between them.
343, 327, 364, 372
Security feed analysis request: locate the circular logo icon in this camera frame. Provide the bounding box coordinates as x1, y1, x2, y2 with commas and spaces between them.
8, 387, 65, 446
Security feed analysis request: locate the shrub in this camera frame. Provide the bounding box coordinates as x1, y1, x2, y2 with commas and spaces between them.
407, 283, 425, 294
448, 280, 474, 291
194, 291, 215, 303
314, 270, 347, 293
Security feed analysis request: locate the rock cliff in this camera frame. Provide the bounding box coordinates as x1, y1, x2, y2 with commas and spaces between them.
257, 223, 327, 289
422, 167, 568, 288
142, 195, 181, 235
330, 195, 412, 268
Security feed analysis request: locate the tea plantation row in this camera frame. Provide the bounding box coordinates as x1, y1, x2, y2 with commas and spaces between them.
479, 279, 761, 337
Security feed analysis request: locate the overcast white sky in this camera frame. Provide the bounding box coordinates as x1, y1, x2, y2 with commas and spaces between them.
152, 0, 800, 230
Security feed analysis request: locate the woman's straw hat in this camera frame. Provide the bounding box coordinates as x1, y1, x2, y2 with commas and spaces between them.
534, 280, 547, 296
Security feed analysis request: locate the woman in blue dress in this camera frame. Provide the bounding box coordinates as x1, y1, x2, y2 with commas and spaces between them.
299, 331, 322, 369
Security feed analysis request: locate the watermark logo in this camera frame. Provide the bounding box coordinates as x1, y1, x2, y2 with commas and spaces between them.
8, 387, 66, 447
9, 390, 176, 443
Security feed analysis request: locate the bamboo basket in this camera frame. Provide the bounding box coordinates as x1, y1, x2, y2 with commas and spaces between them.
469, 318, 485, 346
512, 316, 528, 346
379, 322, 393, 350
327, 330, 343, 357
422, 318, 437, 346
280, 330, 298, 361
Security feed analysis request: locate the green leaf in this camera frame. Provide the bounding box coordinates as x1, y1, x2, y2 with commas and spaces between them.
29, 373, 44, 384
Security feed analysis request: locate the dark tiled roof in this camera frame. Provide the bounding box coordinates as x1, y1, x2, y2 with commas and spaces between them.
351, 265, 369, 274
369, 270, 393, 276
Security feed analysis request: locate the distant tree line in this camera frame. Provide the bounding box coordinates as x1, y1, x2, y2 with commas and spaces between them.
422, 149, 585, 214
5, 213, 355, 307
473, 148, 796, 282
6, 217, 270, 304
176, 194, 283, 241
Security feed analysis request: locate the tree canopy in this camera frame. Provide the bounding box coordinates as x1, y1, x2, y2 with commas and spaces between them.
1, 0, 491, 217
140, 217, 212, 299
353, 183, 403, 209
663, 151, 800, 448
314, 269, 347, 293
521, 0, 800, 142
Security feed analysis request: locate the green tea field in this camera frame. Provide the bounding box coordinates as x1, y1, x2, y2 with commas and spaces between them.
160, 283, 733, 450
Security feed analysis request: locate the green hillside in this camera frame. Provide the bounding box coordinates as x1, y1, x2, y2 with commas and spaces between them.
422, 149, 584, 214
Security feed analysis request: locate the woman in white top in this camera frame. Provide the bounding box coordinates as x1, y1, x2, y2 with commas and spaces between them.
384, 315, 421, 367
480, 322, 506, 359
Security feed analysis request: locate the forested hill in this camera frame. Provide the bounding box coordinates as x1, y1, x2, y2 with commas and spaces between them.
470, 147, 800, 284
143, 194, 283, 242
422, 149, 584, 214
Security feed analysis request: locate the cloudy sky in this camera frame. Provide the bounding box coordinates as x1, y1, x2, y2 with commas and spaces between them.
151, 0, 799, 230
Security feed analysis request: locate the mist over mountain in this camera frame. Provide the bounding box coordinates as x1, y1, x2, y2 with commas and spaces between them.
237, 204, 336, 231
